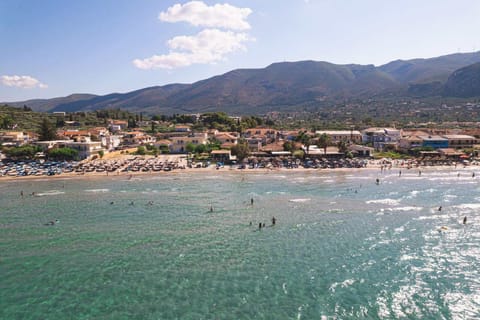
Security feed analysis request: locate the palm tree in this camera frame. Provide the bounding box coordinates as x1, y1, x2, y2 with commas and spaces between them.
337, 139, 348, 155
317, 133, 330, 156
296, 131, 311, 156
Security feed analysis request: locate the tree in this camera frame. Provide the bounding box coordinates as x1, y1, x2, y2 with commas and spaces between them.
283, 141, 296, 153
296, 131, 311, 156
136, 146, 146, 155
231, 141, 250, 161
337, 140, 348, 154
317, 133, 330, 155
38, 118, 58, 141
185, 142, 196, 154
3, 145, 40, 159
195, 144, 207, 154
47, 147, 79, 161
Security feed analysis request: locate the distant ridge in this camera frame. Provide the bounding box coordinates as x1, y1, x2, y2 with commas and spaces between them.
5, 51, 480, 115
443, 62, 480, 98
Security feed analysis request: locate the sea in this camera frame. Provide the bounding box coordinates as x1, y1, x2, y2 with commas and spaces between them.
1, 168, 479, 320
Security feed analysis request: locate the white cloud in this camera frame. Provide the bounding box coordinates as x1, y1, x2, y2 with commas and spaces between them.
1, 75, 48, 89
133, 29, 252, 69
159, 1, 252, 31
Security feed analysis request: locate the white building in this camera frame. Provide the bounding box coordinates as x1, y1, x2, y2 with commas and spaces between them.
169, 132, 208, 153
315, 130, 362, 144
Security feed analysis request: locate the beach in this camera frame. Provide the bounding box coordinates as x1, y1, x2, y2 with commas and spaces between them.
2, 152, 478, 182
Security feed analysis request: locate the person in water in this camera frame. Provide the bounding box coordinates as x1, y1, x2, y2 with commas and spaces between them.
251, 198, 254, 205
438, 206, 442, 211
375, 178, 380, 185
258, 222, 262, 230
463, 216, 467, 224
272, 216, 276, 226
45, 219, 59, 226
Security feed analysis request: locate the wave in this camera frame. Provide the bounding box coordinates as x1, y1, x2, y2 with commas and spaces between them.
85, 188, 110, 193
289, 198, 311, 203
35, 190, 65, 196
366, 198, 400, 205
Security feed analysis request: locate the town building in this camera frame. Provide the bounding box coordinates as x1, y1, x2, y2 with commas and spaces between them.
315, 130, 362, 144
442, 134, 477, 149
169, 132, 208, 153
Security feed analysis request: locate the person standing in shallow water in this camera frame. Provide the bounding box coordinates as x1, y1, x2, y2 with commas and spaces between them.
272, 216, 276, 226
251, 198, 254, 205
463, 216, 467, 224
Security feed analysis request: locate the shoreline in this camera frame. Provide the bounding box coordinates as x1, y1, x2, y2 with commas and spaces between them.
0, 162, 477, 182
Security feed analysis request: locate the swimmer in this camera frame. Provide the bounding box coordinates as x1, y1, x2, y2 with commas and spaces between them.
44, 219, 59, 226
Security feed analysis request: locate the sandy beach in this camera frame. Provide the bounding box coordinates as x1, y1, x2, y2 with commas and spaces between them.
1, 153, 477, 182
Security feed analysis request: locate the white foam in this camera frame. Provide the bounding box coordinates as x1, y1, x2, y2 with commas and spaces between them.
455, 203, 480, 210
35, 190, 65, 196
389, 206, 423, 212
289, 198, 311, 203
366, 198, 400, 205
85, 189, 110, 193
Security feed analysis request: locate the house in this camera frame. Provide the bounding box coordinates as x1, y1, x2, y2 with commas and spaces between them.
362, 127, 401, 150
101, 135, 122, 150
0, 131, 29, 146
398, 136, 423, 151
174, 125, 192, 133
243, 128, 278, 144
169, 132, 208, 153
246, 138, 262, 152
215, 132, 238, 148
315, 130, 362, 144
108, 120, 128, 132
63, 137, 104, 160
349, 145, 374, 157
210, 150, 237, 163
418, 135, 449, 149
442, 134, 477, 149
122, 131, 155, 145
35, 138, 104, 160
59, 130, 90, 140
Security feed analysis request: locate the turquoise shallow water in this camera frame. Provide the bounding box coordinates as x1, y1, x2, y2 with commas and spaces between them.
1, 168, 480, 319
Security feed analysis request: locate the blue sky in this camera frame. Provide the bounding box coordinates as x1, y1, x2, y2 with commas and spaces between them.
1, 0, 479, 101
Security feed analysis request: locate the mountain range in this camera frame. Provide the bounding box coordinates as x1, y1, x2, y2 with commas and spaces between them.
5, 51, 480, 115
